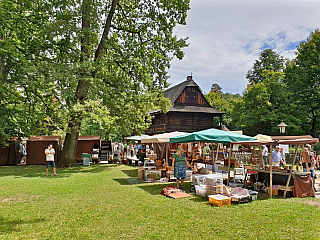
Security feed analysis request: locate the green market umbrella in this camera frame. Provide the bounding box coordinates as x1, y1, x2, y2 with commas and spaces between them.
169, 128, 256, 144
169, 128, 256, 175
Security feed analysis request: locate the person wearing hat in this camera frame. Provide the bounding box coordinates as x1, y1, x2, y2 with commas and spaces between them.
172, 146, 188, 189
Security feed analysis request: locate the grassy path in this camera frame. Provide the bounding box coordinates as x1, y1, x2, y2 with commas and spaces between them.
0, 164, 320, 239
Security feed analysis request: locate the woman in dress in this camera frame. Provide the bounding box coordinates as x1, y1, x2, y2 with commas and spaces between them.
172, 146, 188, 189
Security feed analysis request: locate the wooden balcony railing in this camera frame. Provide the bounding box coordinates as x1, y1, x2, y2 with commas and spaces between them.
145, 124, 221, 134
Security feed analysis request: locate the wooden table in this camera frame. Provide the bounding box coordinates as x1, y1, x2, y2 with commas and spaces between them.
252, 168, 310, 198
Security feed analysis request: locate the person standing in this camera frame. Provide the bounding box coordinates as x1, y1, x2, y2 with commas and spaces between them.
203, 144, 210, 159
272, 145, 286, 167
22, 143, 27, 164
301, 144, 316, 186
172, 146, 188, 189
262, 145, 268, 165
45, 144, 57, 176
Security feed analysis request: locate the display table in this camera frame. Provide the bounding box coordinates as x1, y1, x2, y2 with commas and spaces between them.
250, 168, 311, 197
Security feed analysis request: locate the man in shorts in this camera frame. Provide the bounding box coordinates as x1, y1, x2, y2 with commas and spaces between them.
45, 144, 57, 176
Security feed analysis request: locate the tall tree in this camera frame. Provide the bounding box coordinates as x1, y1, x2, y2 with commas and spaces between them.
246, 49, 285, 84
284, 29, 320, 137
0, 0, 64, 143
1, 0, 190, 166
231, 71, 289, 136
205, 86, 241, 129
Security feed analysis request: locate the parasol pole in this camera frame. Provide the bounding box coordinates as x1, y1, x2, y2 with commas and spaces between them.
227, 143, 232, 185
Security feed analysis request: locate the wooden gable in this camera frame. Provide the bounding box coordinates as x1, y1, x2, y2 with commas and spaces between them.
174, 86, 210, 107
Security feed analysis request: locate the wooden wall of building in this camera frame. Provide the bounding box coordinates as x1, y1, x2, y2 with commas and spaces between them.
175, 87, 210, 107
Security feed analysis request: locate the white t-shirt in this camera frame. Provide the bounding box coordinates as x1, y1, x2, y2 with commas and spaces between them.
45, 148, 55, 161
262, 147, 268, 157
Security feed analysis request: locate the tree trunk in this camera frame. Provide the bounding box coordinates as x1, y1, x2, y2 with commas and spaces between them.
58, 0, 118, 167
58, 80, 90, 167
58, 125, 79, 167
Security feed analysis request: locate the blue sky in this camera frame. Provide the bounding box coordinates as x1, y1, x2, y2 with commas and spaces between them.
167, 0, 320, 94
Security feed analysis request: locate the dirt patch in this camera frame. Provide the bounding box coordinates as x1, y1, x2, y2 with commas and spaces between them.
0, 194, 41, 204
297, 199, 320, 208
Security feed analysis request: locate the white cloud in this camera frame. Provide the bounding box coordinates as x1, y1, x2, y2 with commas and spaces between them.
168, 0, 320, 94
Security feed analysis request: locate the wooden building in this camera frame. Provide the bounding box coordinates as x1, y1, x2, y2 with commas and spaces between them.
146, 76, 225, 134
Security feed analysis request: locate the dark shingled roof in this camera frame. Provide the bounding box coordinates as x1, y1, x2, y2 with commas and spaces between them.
168, 105, 224, 114
164, 76, 199, 103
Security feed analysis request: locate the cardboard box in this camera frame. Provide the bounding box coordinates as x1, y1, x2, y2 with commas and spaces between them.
145, 170, 161, 180
138, 169, 144, 180
147, 173, 157, 180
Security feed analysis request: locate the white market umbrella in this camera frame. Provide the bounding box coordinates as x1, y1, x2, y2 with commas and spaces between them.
141, 131, 187, 143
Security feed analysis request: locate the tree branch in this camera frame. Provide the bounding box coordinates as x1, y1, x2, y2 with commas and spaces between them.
95, 0, 119, 60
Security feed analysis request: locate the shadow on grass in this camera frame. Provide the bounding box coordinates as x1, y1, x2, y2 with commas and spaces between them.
189, 195, 208, 202
0, 164, 117, 179
121, 169, 138, 178
113, 178, 132, 186
138, 183, 177, 195
0, 217, 45, 234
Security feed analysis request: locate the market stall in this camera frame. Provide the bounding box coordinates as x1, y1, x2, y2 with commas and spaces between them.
75, 136, 100, 161
229, 136, 319, 198
27, 136, 62, 165
0, 137, 21, 166
141, 131, 187, 164
170, 128, 257, 173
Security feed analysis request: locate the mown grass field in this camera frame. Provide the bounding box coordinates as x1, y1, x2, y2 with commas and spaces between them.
0, 164, 320, 239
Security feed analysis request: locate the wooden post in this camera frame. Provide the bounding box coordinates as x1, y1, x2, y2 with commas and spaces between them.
166, 142, 169, 165
292, 145, 299, 167
283, 166, 293, 198
269, 144, 273, 199
213, 142, 218, 173
227, 143, 233, 185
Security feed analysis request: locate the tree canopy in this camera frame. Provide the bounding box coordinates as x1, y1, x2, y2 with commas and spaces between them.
284, 29, 320, 137
246, 49, 285, 85
1, 0, 190, 166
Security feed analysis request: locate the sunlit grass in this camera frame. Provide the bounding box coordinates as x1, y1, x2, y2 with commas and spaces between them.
0, 164, 319, 239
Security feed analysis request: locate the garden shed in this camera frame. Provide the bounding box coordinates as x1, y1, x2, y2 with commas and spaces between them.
27, 136, 62, 165
0, 137, 21, 166
75, 136, 100, 161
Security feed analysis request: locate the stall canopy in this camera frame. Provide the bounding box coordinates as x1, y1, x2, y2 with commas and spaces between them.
75, 136, 100, 161
170, 128, 257, 144
255, 134, 272, 141
27, 136, 62, 165
141, 132, 187, 163
125, 135, 150, 141
141, 132, 187, 143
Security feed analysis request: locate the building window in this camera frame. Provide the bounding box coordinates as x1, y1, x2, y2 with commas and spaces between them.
180, 118, 187, 125
197, 117, 202, 125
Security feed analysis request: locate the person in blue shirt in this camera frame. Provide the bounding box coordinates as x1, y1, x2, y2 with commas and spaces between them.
272, 145, 286, 167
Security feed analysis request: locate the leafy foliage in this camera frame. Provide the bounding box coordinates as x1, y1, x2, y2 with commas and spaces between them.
1, 0, 190, 165
231, 71, 291, 136
284, 29, 320, 137
246, 49, 285, 85
205, 84, 241, 128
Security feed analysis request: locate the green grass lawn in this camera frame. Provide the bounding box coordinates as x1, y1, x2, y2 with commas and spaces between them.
0, 164, 320, 239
